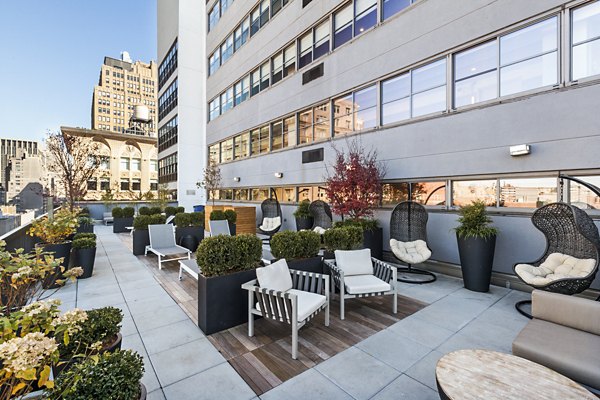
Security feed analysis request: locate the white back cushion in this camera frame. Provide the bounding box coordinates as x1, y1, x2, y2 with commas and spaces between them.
256, 258, 292, 292
335, 248, 373, 276
313, 226, 326, 235
260, 216, 281, 231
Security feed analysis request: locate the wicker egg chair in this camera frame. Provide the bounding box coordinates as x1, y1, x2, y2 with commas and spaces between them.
258, 196, 282, 241
309, 200, 333, 232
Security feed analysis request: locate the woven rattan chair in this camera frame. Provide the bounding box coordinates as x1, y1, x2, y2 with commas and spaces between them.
258, 198, 282, 241
389, 201, 436, 284
309, 200, 333, 232
513, 202, 600, 318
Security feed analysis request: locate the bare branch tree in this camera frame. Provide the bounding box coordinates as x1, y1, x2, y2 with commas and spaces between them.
197, 160, 222, 206
45, 131, 102, 210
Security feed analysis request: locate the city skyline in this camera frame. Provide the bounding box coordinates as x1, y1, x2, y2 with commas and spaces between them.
0, 1, 157, 142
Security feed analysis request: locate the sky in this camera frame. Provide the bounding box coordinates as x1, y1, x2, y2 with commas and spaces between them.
0, 0, 157, 143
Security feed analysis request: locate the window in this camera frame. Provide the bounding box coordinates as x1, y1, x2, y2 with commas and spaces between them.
100, 156, 110, 170
314, 102, 331, 140
314, 20, 330, 60
252, 188, 270, 201
381, 73, 410, 124
334, 4, 353, 49
250, 128, 260, 155
271, 0, 283, 16
221, 35, 234, 64
283, 43, 296, 77
499, 178, 556, 208
220, 0, 232, 14
570, 175, 600, 210
234, 188, 250, 201
271, 121, 284, 150
272, 53, 283, 84
158, 79, 177, 120
235, 18, 250, 51
131, 158, 141, 171
150, 180, 158, 191
353, 85, 377, 130
150, 160, 158, 172
251, 68, 260, 96
283, 116, 297, 148
454, 41, 498, 107
87, 180, 97, 191
209, 51, 220, 75
260, 61, 270, 91
221, 87, 233, 113
260, 126, 270, 153
251, 6, 261, 36
100, 180, 110, 191
260, 0, 270, 26
383, 0, 412, 21
333, 93, 353, 136
209, 4, 220, 32
221, 138, 234, 162
234, 133, 249, 159
572, 2, 600, 80
120, 157, 130, 170
412, 58, 447, 117
299, 31, 313, 69
452, 180, 497, 207
355, 0, 377, 36
382, 182, 409, 205
298, 108, 313, 144
209, 144, 220, 164
209, 98, 220, 121
131, 179, 141, 191
120, 180, 130, 191
158, 39, 177, 88
500, 17, 558, 96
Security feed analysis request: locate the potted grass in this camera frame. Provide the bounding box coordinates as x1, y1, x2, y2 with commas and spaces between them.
54, 306, 124, 377
196, 234, 262, 334
76, 215, 94, 234
132, 214, 166, 255
174, 211, 205, 251
72, 233, 97, 279
454, 200, 498, 292
270, 230, 322, 273
294, 200, 313, 231
210, 209, 237, 235
28, 208, 79, 289
113, 206, 135, 233
323, 225, 363, 260
47, 350, 146, 400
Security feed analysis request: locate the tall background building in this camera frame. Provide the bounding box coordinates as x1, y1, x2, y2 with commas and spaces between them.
91, 53, 158, 137
0, 139, 38, 192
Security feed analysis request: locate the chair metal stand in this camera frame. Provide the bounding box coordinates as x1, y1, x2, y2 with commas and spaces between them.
397, 264, 437, 284
515, 299, 533, 319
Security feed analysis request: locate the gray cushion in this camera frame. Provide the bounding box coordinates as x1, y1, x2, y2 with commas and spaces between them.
334, 249, 373, 276
344, 275, 391, 295
256, 259, 292, 292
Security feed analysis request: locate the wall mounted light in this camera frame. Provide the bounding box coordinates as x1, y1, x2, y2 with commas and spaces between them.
274, 172, 283, 178
233, 177, 240, 182
509, 144, 531, 156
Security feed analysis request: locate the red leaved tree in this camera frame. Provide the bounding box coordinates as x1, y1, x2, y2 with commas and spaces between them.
324, 141, 385, 220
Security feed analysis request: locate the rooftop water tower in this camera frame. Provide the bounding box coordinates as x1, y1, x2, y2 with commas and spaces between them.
125, 105, 153, 136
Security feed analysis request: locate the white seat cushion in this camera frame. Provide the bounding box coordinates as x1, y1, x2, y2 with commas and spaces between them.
260, 216, 281, 231
515, 253, 596, 286
344, 275, 391, 295
335, 249, 373, 276
313, 226, 327, 235
256, 259, 292, 292
390, 239, 431, 264
256, 289, 326, 322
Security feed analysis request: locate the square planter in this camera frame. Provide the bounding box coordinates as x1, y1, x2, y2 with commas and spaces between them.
77, 223, 94, 234
132, 230, 149, 256
286, 256, 323, 274
198, 268, 257, 335
114, 217, 134, 233
175, 226, 204, 246
363, 227, 383, 259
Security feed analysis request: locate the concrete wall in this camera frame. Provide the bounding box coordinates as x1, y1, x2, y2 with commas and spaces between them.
75, 201, 178, 220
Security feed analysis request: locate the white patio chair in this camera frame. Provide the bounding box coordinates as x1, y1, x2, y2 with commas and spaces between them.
145, 224, 191, 270
209, 220, 230, 236
242, 259, 330, 359
103, 212, 114, 225
324, 248, 397, 320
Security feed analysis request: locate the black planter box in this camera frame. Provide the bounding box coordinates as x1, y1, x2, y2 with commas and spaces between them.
74, 247, 97, 279
287, 256, 323, 274
133, 230, 149, 256
176, 226, 204, 247
114, 217, 134, 233
198, 268, 257, 335
363, 227, 383, 259
295, 217, 313, 231
38, 241, 72, 289
77, 224, 94, 234
229, 222, 236, 236
457, 234, 496, 292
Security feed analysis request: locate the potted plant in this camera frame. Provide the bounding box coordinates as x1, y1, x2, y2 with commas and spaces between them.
138, 206, 151, 216
164, 206, 177, 217
293, 199, 313, 231
210, 209, 237, 235
54, 306, 124, 377
176, 206, 185, 214
334, 218, 383, 259
148, 206, 162, 215
454, 200, 498, 292
323, 225, 363, 260
195, 234, 262, 334
47, 350, 146, 400
113, 206, 135, 233
132, 214, 166, 255
174, 212, 205, 251
72, 233, 97, 279
76, 215, 94, 234
28, 208, 79, 289
270, 230, 322, 273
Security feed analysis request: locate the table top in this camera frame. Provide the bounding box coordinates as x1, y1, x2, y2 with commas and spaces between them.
435, 349, 595, 400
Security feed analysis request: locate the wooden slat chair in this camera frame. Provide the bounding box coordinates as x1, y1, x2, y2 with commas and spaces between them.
242, 260, 329, 359
146, 224, 191, 270
324, 248, 397, 320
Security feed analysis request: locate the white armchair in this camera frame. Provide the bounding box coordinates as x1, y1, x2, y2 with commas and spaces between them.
324, 249, 397, 320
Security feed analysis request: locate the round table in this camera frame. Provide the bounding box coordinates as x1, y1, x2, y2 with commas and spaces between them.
435, 349, 595, 400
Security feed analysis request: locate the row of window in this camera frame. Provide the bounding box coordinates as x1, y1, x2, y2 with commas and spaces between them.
158, 153, 178, 183
158, 115, 178, 152
87, 179, 159, 192
158, 79, 178, 120
211, 175, 600, 212
208, 0, 419, 117
159, 39, 178, 89
209, 0, 292, 76
208, 0, 234, 32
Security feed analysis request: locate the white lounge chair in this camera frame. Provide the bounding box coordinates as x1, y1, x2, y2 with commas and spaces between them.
103, 212, 114, 225
324, 248, 397, 320
209, 220, 230, 236
145, 224, 191, 270
242, 259, 329, 359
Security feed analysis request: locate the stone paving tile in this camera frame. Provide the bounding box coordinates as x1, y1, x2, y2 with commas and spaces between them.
76, 291, 126, 309
404, 350, 445, 392
146, 390, 166, 400
356, 329, 432, 372
139, 319, 205, 355
126, 293, 178, 316
133, 303, 190, 333
260, 369, 353, 400
371, 374, 439, 400
121, 334, 161, 393
386, 314, 455, 349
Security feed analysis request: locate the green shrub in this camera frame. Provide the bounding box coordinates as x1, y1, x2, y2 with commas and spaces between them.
196, 234, 262, 277
334, 218, 379, 231
49, 350, 144, 400
111, 207, 123, 218
72, 237, 96, 249
176, 206, 185, 214
122, 207, 135, 218
454, 200, 498, 239
148, 206, 162, 215
224, 209, 237, 224
271, 230, 321, 260
190, 211, 205, 227
138, 206, 150, 215
74, 233, 96, 241
133, 214, 166, 230
77, 216, 93, 226
293, 200, 312, 219
58, 306, 123, 360
323, 226, 363, 251
174, 212, 191, 227
210, 210, 226, 221
164, 206, 177, 217
78, 207, 90, 216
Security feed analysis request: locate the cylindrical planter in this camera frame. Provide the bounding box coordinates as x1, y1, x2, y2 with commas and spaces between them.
38, 241, 72, 289
362, 227, 383, 260
132, 230, 150, 256
457, 234, 496, 292
295, 217, 313, 231
114, 217, 134, 233
139, 382, 147, 400
74, 247, 97, 279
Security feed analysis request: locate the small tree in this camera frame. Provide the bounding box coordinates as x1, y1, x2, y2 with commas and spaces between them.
198, 160, 222, 206
46, 131, 102, 210
324, 141, 385, 220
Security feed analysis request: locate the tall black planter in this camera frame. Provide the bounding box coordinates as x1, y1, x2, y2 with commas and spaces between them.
198, 268, 257, 335
74, 247, 97, 279
175, 226, 204, 248
363, 227, 383, 259
132, 230, 149, 256
76, 224, 94, 234
456, 234, 496, 292
228, 222, 236, 236
295, 217, 313, 231
286, 257, 323, 274
113, 217, 134, 233
38, 241, 72, 289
